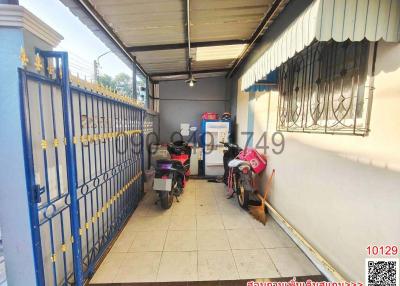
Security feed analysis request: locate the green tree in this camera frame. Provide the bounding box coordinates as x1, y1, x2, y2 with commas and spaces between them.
97, 74, 116, 90
97, 73, 133, 97
114, 73, 133, 97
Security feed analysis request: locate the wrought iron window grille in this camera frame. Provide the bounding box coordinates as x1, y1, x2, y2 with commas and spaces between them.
277, 40, 373, 136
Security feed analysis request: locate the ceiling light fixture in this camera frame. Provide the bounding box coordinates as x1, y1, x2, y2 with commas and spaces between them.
185, 57, 196, 87
185, 0, 196, 88
186, 74, 196, 87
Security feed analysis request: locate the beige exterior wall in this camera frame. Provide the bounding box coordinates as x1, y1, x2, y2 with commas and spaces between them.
237, 41, 400, 280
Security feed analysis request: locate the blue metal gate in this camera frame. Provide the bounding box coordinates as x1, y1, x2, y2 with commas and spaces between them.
19, 51, 144, 285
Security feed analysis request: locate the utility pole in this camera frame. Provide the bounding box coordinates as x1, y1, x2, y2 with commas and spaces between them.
93, 60, 98, 82
94, 50, 111, 83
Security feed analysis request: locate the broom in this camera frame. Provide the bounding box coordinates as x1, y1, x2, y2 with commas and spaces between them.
249, 169, 275, 225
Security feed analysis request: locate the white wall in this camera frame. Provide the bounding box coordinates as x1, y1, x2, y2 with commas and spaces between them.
237, 42, 400, 281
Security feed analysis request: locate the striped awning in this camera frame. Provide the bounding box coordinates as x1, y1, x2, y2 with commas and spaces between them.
241, 0, 400, 91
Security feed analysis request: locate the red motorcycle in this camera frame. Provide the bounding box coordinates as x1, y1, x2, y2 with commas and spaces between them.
223, 143, 267, 209
153, 141, 191, 209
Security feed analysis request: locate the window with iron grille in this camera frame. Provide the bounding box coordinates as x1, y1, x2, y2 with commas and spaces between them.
277, 40, 373, 135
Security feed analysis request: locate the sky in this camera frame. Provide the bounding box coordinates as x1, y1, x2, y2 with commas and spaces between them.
19, 0, 132, 79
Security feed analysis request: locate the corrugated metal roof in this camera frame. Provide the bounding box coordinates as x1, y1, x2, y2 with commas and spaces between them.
190, 0, 270, 42
61, 0, 279, 80
91, 0, 185, 46
135, 49, 187, 74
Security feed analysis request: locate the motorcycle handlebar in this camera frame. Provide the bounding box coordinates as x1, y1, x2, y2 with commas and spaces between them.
220, 141, 239, 149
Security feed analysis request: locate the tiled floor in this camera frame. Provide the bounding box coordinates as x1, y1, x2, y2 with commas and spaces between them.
90, 180, 320, 284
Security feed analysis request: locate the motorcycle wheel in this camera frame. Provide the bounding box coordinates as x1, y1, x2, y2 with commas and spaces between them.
160, 191, 173, 209
176, 176, 184, 195
236, 175, 250, 210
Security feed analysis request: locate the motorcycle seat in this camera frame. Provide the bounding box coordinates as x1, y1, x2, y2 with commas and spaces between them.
157, 159, 186, 171
228, 159, 251, 169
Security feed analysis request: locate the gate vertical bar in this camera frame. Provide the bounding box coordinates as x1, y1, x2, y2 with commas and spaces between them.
18, 69, 46, 286
140, 110, 145, 199
60, 53, 84, 285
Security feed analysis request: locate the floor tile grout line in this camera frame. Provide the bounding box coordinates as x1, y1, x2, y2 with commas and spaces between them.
230, 248, 243, 279
229, 248, 241, 279
264, 247, 282, 278
110, 252, 129, 284
155, 217, 170, 281
223, 217, 241, 280
154, 249, 163, 282
196, 237, 199, 281
125, 229, 138, 253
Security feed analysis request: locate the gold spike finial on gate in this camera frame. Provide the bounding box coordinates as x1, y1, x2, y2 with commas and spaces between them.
109, 86, 113, 97
47, 60, 54, 76
70, 74, 77, 86
34, 53, 43, 72
96, 83, 101, 93
20, 47, 29, 67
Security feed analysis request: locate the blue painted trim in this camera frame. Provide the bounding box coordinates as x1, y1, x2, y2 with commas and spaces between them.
200, 119, 232, 175
58, 52, 84, 285
18, 49, 146, 285
37, 70, 58, 285
18, 68, 45, 286
140, 110, 145, 199
48, 78, 69, 283
244, 70, 278, 93
247, 93, 255, 147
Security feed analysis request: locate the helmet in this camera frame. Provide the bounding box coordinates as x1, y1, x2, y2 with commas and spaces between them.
168, 140, 191, 156
221, 112, 231, 121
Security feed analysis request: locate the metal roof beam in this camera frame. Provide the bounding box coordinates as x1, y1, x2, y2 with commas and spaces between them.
184, 0, 191, 77
151, 68, 229, 77
227, 0, 286, 78
127, 40, 250, 52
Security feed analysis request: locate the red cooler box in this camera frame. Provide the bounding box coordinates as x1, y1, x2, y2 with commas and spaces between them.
201, 112, 218, 120
238, 148, 267, 174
